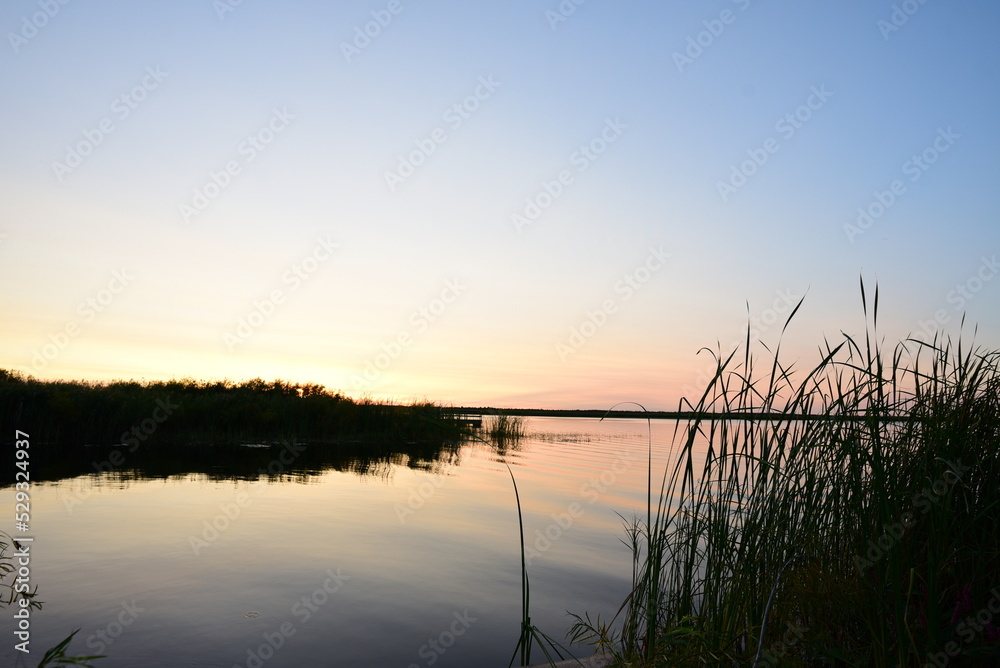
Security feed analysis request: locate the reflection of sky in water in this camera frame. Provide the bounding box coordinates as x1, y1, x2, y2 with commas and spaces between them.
0, 417, 690, 666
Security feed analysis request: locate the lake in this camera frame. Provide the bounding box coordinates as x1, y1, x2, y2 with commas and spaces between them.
1, 417, 693, 667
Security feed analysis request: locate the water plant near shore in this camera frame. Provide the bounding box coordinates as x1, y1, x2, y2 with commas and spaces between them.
571, 283, 1000, 665
486, 412, 527, 449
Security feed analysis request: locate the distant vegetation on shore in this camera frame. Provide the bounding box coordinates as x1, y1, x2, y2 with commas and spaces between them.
0, 370, 458, 446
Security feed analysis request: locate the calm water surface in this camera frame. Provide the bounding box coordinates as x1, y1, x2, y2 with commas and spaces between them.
1, 417, 694, 667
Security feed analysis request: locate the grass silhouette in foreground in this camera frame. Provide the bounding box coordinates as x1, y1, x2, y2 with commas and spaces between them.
569, 283, 1000, 666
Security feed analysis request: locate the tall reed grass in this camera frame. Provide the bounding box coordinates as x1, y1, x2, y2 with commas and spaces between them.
486, 413, 527, 448
572, 284, 1000, 665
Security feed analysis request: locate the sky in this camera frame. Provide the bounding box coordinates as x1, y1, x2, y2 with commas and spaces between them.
1, 0, 998, 410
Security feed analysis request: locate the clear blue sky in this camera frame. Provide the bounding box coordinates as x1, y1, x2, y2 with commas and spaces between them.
2, 0, 998, 409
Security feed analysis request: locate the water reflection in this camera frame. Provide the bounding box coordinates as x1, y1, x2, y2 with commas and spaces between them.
5, 438, 465, 488
0, 418, 665, 667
